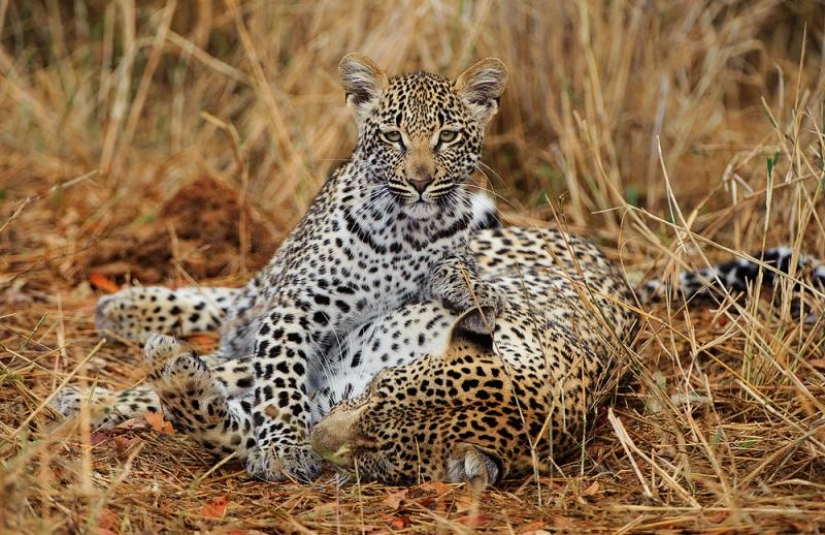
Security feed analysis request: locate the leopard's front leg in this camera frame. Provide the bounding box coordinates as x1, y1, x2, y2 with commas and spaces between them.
244, 302, 325, 482
143, 334, 259, 459
429, 249, 504, 327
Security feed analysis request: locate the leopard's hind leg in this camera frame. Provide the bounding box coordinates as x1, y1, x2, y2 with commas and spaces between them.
51, 345, 254, 432
51, 384, 163, 430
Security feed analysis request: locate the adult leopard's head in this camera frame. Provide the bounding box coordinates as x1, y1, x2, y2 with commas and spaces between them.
339, 54, 507, 220
311, 308, 548, 490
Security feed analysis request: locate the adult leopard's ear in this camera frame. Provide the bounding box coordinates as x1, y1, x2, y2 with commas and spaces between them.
449, 305, 496, 348
454, 58, 508, 128
339, 53, 389, 127
445, 442, 504, 492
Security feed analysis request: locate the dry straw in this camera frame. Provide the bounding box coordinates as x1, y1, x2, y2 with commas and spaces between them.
2, 0, 824, 532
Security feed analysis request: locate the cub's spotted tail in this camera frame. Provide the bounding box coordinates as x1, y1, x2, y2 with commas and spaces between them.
640, 246, 825, 318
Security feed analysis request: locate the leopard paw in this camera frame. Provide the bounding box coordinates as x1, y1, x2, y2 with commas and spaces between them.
50, 386, 85, 418
50, 385, 156, 430
144, 334, 225, 427
441, 282, 504, 318
246, 441, 322, 483
143, 333, 187, 376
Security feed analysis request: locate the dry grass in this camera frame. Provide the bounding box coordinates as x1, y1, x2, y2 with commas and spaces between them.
2, 0, 825, 533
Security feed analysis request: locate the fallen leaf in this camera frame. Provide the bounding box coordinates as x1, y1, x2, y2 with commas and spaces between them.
518, 520, 546, 533
707, 510, 728, 523
454, 494, 475, 513
582, 480, 601, 496
90, 431, 108, 446
200, 495, 229, 519
551, 516, 577, 529
97, 507, 118, 528
89, 273, 120, 294
114, 417, 151, 431
390, 515, 410, 529
456, 513, 492, 527
809, 359, 825, 370
417, 481, 454, 495
417, 496, 436, 509
145, 412, 174, 435
382, 489, 408, 510
113, 435, 141, 453
89, 507, 118, 535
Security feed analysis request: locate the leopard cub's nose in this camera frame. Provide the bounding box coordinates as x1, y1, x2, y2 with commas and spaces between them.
407, 176, 432, 194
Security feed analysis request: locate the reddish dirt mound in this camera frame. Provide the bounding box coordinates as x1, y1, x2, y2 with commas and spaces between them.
87, 176, 279, 284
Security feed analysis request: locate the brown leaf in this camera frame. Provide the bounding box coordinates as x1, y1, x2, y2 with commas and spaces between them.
390, 515, 410, 529
517, 520, 546, 534
90, 431, 109, 446
113, 435, 141, 453
89, 272, 120, 294
706, 510, 728, 523
417, 496, 436, 509
97, 507, 118, 529
112, 417, 151, 432
382, 489, 408, 510
456, 513, 493, 527
90, 507, 118, 535
453, 494, 475, 513
551, 516, 578, 529
200, 495, 229, 519
145, 412, 174, 435
417, 481, 454, 495
582, 481, 601, 496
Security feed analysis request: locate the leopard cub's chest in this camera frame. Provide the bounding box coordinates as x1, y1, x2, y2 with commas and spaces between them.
327, 234, 444, 301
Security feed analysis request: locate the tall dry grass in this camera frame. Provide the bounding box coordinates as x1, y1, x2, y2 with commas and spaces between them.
2, 0, 825, 533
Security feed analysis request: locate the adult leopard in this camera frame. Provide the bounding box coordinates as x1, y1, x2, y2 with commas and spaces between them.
88, 54, 507, 482
58, 224, 638, 489
56, 228, 823, 488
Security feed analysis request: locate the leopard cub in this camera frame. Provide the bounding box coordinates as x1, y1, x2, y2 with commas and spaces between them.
93, 54, 508, 481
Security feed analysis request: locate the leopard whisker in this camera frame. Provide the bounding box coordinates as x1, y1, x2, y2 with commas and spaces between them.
476, 160, 507, 187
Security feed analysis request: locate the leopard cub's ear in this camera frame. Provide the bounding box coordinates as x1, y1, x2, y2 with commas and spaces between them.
339, 53, 389, 128
454, 58, 508, 128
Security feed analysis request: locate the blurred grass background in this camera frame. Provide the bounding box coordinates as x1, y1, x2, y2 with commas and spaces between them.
3, 1, 822, 246
2, 1, 825, 533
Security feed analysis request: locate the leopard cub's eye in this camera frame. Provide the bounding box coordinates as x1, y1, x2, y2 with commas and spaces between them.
438, 130, 459, 143
381, 131, 403, 144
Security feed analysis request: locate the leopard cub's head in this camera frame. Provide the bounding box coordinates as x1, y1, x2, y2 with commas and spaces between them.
339, 54, 507, 220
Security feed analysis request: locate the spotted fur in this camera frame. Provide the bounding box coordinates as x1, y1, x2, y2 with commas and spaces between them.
311, 226, 637, 487
87, 55, 507, 481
